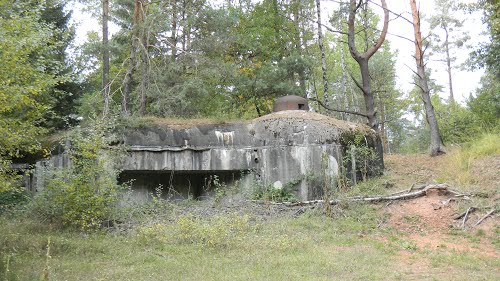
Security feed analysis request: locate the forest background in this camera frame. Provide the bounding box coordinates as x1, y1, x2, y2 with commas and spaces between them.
0, 0, 498, 190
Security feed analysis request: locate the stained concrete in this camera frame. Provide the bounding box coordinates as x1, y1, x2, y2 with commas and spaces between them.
120, 110, 375, 201
34, 110, 377, 201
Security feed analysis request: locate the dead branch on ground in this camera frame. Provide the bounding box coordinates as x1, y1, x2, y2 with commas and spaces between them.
250, 183, 467, 207
474, 209, 496, 227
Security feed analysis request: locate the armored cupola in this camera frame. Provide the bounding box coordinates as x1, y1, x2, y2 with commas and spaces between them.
273, 95, 309, 112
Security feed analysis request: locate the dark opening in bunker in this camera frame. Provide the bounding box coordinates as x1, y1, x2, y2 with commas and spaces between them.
118, 170, 244, 201
298, 103, 305, 110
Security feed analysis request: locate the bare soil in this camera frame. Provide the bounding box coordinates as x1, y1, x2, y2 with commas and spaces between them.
383, 154, 499, 261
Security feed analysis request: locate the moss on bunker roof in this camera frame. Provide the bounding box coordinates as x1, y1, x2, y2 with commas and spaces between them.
253, 110, 373, 135
143, 111, 372, 135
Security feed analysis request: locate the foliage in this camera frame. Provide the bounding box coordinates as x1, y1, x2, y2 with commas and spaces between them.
30, 120, 125, 230
0, 172, 28, 213
251, 178, 299, 202
0, 0, 75, 199
433, 99, 483, 144
0, 0, 61, 159
464, 0, 500, 78
467, 73, 500, 129
342, 133, 379, 181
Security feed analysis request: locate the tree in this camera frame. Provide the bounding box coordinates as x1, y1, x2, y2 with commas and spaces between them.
0, 0, 66, 189
466, 0, 500, 79
410, 0, 445, 156
315, 0, 330, 105
102, 0, 110, 117
429, 0, 469, 103
40, 0, 83, 129
121, 0, 142, 116
468, 73, 500, 129
369, 43, 405, 153
346, 0, 389, 165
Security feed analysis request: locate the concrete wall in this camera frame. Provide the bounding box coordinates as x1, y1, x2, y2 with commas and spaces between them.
33, 111, 377, 201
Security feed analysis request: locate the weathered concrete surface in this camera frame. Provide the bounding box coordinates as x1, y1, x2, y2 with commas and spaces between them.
33, 110, 377, 201
121, 111, 375, 201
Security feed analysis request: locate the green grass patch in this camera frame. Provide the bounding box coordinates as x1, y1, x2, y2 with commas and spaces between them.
1, 203, 498, 280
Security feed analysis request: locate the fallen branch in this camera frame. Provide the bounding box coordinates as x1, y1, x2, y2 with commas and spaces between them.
250, 183, 464, 207
461, 207, 476, 228
454, 207, 477, 220
474, 209, 496, 227
441, 196, 471, 206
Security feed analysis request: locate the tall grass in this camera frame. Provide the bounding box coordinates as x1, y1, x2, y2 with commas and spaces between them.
439, 133, 500, 188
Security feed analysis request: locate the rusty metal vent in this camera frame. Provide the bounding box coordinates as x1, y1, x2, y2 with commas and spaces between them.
273, 95, 309, 112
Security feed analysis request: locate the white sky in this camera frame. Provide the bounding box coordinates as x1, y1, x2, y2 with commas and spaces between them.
381, 0, 486, 103
68, 0, 487, 104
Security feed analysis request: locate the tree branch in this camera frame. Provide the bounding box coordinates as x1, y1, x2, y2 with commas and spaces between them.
309, 98, 369, 118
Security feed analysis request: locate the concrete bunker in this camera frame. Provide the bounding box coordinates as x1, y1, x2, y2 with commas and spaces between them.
273, 95, 310, 112
31, 96, 380, 202
119, 108, 377, 201
118, 170, 245, 201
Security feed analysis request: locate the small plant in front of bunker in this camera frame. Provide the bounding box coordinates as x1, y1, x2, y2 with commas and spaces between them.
251, 177, 299, 202
210, 175, 227, 203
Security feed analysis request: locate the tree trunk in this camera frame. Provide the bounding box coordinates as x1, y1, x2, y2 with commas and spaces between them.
444, 27, 454, 103
122, 0, 142, 116
379, 96, 389, 153
290, 0, 306, 96
181, 0, 186, 53
171, 0, 178, 60
139, 2, 149, 116
410, 0, 444, 156
347, 0, 389, 169
102, 0, 110, 117
358, 60, 377, 128
315, 0, 329, 105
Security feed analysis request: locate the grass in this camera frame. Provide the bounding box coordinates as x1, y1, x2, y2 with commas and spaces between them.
438, 133, 500, 190
1, 135, 499, 280
1, 201, 498, 281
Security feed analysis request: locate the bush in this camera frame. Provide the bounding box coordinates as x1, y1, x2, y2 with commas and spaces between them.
31, 120, 125, 230
0, 160, 29, 213
252, 179, 299, 202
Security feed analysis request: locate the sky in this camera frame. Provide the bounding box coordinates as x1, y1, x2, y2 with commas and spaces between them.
68, 0, 487, 104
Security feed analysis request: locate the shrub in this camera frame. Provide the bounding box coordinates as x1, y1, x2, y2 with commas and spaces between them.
0, 160, 29, 213
251, 179, 299, 202
31, 120, 125, 230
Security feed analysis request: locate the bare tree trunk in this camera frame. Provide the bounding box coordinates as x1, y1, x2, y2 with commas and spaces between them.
122, 0, 142, 116
102, 0, 110, 117
171, 0, 178, 60
379, 96, 389, 153
410, 0, 444, 156
347, 0, 389, 168
444, 28, 454, 103
315, 0, 329, 105
293, 0, 307, 96
182, 0, 186, 53
139, 2, 149, 116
